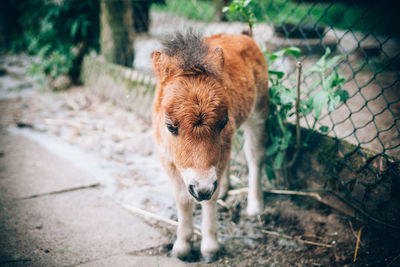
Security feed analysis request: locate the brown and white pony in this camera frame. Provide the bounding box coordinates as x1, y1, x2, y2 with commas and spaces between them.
151, 31, 269, 262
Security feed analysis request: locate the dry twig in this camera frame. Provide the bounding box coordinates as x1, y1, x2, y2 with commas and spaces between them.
353, 227, 363, 262
21, 183, 100, 200
217, 199, 229, 209
227, 187, 249, 196
119, 202, 201, 236
228, 187, 322, 201
348, 221, 364, 246
261, 230, 333, 248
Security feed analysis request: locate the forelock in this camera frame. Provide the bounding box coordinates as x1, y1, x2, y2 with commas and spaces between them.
161, 30, 217, 76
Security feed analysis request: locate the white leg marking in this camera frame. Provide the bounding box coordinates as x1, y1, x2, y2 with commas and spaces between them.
200, 199, 219, 260
171, 178, 194, 258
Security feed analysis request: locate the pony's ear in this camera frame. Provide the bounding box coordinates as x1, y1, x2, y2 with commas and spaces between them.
151, 51, 179, 82
204, 47, 224, 76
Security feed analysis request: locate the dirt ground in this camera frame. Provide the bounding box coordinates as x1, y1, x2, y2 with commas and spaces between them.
1, 54, 400, 266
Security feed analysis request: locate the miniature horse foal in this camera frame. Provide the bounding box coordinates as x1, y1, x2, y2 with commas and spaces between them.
151, 32, 269, 262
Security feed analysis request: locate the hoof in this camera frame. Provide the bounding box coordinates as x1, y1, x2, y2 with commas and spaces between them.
201, 240, 219, 264
246, 201, 264, 216
170, 239, 191, 260
202, 253, 218, 264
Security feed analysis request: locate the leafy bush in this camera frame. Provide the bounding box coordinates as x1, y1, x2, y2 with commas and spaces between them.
265, 47, 348, 172
12, 0, 99, 86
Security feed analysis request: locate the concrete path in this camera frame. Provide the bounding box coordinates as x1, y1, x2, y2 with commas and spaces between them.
0, 133, 202, 266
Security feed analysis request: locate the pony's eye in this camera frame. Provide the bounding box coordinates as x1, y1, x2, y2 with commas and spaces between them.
219, 115, 229, 131
166, 123, 178, 135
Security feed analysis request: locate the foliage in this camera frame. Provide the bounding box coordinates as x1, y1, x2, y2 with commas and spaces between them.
304, 48, 348, 125
222, 0, 256, 30
12, 0, 99, 86
265, 47, 348, 172
264, 47, 300, 170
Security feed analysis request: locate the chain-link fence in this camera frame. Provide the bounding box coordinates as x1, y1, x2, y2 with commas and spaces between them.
84, 0, 400, 230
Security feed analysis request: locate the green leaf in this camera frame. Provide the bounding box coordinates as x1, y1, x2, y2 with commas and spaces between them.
305, 65, 323, 74
280, 131, 292, 150
310, 80, 320, 91
269, 54, 279, 63
269, 70, 285, 79
280, 89, 295, 105
325, 55, 343, 70
283, 47, 301, 58
70, 20, 80, 39
284, 130, 292, 140
330, 71, 346, 88
324, 71, 337, 91
265, 166, 276, 181
273, 151, 284, 169
328, 95, 340, 111
312, 91, 329, 119
316, 47, 331, 68
319, 125, 329, 133
266, 140, 280, 156
335, 89, 349, 102
243, 0, 252, 7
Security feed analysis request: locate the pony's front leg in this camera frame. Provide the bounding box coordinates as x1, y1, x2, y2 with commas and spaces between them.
200, 199, 219, 263
171, 181, 194, 259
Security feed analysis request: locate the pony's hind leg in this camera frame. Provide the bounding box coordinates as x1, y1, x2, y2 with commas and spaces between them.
217, 162, 230, 199
242, 111, 267, 216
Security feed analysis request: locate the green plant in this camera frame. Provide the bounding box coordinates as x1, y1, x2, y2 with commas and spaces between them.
29, 49, 75, 87
304, 48, 348, 130
12, 0, 99, 86
222, 0, 256, 35
265, 47, 348, 173
264, 47, 301, 170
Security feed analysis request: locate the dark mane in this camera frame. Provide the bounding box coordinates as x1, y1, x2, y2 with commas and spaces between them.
161, 31, 215, 75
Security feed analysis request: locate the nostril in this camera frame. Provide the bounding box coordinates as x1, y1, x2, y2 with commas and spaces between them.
198, 190, 211, 200
188, 182, 217, 201
188, 184, 197, 198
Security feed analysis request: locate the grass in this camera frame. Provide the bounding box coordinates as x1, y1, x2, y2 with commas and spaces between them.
152, 0, 397, 36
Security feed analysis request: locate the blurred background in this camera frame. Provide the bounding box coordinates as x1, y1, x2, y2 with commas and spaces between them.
0, 0, 399, 266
